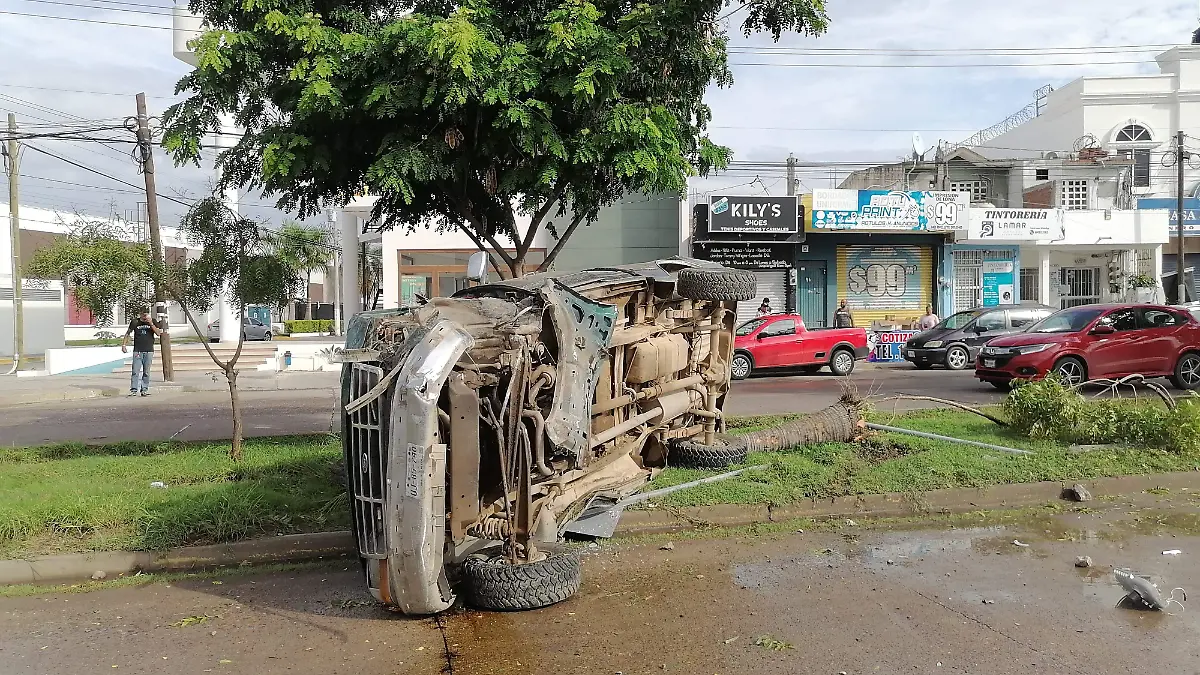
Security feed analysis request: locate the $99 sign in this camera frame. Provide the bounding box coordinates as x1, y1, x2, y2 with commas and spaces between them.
847, 264, 915, 298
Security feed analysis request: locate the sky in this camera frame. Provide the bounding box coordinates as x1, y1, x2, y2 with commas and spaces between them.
0, 0, 1197, 224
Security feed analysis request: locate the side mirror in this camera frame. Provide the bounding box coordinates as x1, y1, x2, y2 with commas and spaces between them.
973, 323, 988, 334
466, 250, 489, 284
1091, 324, 1115, 335
756, 332, 767, 340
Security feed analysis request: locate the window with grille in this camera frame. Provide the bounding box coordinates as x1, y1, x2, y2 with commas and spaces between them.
1059, 267, 1101, 308
1137, 250, 1154, 277
950, 180, 988, 203
953, 250, 983, 311
1020, 268, 1039, 302
1116, 124, 1152, 142
1117, 149, 1151, 187
1060, 179, 1089, 210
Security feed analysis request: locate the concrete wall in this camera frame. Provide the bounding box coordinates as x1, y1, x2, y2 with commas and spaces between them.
0, 277, 66, 357
549, 193, 682, 272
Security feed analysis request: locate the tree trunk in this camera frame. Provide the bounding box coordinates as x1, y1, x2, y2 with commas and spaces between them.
738, 399, 865, 452
226, 366, 243, 462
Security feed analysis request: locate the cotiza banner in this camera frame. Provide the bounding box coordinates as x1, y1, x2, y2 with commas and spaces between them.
811, 189, 968, 232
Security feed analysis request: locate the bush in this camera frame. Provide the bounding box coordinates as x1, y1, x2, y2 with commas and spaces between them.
1003, 378, 1200, 455
284, 319, 333, 334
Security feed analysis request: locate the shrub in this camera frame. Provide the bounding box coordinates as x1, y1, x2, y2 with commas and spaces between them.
284, 319, 333, 334
1003, 377, 1200, 455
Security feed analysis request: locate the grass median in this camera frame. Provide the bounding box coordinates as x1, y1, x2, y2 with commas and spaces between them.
2, 407, 1198, 560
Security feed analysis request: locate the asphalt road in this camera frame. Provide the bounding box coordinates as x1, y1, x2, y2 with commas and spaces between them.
0, 366, 1006, 446
3, 495, 1197, 674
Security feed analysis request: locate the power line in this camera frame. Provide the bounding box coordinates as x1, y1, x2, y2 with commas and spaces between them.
728, 59, 1153, 69
725, 44, 1175, 56
0, 9, 170, 29
0, 83, 180, 99
15, 0, 175, 17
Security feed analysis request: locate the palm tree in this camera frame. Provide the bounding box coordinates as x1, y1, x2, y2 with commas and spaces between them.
273, 221, 335, 320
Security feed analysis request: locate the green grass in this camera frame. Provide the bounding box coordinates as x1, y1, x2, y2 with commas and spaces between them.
647, 408, 1200, 507
0, 435, 346, 559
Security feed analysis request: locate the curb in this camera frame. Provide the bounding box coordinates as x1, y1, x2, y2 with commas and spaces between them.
3, 472, 1197, 587
0, 532, 355, 586
0, 387, 122, 406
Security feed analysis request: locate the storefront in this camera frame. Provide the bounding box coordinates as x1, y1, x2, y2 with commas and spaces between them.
691, 195, 803, 326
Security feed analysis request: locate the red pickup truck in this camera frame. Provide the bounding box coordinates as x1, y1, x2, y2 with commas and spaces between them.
732, 314, 869, 380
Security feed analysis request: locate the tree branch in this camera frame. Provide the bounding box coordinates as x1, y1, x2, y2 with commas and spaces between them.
877, 395, 1009, 427
537, 211, 588, 272
518, 183, 565, 260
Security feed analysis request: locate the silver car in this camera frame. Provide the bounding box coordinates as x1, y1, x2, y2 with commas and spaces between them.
207, 317, 273, 342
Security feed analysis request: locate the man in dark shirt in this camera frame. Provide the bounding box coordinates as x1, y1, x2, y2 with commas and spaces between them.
121, 310, 164, 396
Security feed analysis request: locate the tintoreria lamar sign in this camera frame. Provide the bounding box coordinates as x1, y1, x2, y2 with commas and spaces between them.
968, 208, 1066, 240
708, 195, 799, 234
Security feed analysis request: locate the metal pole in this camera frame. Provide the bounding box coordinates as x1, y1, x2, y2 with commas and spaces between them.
786, 153, 796, 196
866, 422, 1031, 455
7, 113, 23, 371
135, 93, 174, 381
1178, 130, 1188, 304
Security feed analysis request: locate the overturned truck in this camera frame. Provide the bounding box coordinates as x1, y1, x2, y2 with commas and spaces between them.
339, 258, 756, 614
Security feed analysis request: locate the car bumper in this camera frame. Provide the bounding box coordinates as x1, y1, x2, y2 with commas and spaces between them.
974, 351, 1057, 383
903, 347, 948, 365
854, 346, 869, 360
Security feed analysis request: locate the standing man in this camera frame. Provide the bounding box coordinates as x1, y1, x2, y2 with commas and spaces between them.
121, 310, 164, 397
833, 299, 855, 328
918, 304, 940, 330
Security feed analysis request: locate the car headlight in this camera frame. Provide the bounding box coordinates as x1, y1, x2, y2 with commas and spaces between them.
924, 341, 943, 348
1014, 344, 1053, 355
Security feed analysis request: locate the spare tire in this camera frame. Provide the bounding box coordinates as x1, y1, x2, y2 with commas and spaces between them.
675, 268, 757, 302
668, 435, 748, 469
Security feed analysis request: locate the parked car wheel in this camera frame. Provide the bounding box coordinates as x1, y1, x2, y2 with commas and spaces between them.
462, 550, 582, 611
1170, 352, 1200, 390
1051, 356, 1088, 386
675, 268, 757, 302
668, 435, 748, 469
944, 345, 970, 371
263, 332, 273, 342
829, 348, 856, 376
731, 353, 753, 380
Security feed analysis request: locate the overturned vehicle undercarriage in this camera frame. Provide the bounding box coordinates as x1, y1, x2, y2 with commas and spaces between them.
339, 258, 756, 614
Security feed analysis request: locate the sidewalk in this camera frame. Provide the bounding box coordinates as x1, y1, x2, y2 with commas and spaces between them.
0, 370, 341, 406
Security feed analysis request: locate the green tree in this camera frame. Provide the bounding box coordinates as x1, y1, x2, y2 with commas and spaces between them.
25, 217, 152, 330
271, 220, 335, 318
164, 0, 829, 277
171, 198, 303, 460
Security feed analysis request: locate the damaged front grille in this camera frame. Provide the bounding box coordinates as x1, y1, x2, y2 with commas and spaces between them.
347, 362, 388, 558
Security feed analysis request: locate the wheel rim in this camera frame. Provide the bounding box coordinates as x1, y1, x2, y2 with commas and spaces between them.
1182, 356, 1200, 386
947, 348, 968, 369
732, 356, 750, 378
834, 352, 853, 373
1056, 360, 1084, 385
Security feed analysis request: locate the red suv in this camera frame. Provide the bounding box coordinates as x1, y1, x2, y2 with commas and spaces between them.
975, 304, 1200, 390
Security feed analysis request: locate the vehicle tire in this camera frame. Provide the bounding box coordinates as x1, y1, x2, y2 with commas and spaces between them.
989, 381, 1012, 392
944, 345, 970, 371
668, 435, 748, 469
675, 268, 757, 302
1170, 352, 1200, 390
829, 348, 856, 377
263, 332, 273, 342
1051, 356, 1088, 386
731, 352, 753, 380
914, 363, 933, 370
462, 550, 582, 612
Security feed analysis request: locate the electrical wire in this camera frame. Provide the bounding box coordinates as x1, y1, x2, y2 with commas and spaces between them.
15, 0, 175, 17
0, 9, 171, 28
728, 59, 1154, 69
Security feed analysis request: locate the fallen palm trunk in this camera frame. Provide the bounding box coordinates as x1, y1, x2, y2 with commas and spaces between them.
737, 393, 864, 452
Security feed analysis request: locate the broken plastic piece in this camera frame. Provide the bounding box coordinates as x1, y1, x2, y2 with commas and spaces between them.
1164, 550, 1182, 556
1012, 540, 1030, 547
1114, 568, 1187, 613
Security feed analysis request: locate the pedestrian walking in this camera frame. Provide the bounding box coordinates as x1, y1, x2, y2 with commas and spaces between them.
121, 310, 164, 397
833, 299, 855, 328
756, 297, 773, 317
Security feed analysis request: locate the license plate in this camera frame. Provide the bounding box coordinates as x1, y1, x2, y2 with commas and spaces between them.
907, 351, 915, 358
983, 359, 996, 368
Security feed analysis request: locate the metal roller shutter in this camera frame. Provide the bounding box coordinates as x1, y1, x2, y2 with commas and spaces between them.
836, 245, 934, 327
736, 270, 789, 327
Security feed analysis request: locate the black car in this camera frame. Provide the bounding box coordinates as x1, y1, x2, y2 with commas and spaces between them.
903, 303, 1056, 370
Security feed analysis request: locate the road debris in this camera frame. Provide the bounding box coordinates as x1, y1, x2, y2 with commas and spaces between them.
170, 615, 210, 628
659, 542, 675, 551
149, 481, 167, 489
90, 571, 106, 581
1114, 568, 1187, 613
1063, 483, 1092, 502
1012, 540, 1030, 548
1163, 550, 1182, 556
723, 636, 740, 645
1075, 556, 1093, 568
845, 519, 858, 527
753, 635, 793, 651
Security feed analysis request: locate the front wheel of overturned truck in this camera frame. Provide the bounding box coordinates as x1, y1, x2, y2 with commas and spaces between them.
462, 550, 583, 611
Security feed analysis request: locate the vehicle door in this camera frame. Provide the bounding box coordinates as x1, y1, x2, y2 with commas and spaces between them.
1085, 308, 1143, 377
250, 318, 270, 339
1137, 308, 1188, 374
963, 310, 1007, 356
751, 318, 798, 367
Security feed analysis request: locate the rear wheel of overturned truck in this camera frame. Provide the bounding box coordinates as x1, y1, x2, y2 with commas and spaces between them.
462, 549, 582, 611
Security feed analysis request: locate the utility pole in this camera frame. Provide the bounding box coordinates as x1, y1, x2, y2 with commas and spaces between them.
786, 153, 797, 196
5, 113, 22, 371
1178, 130, 1188, 305
134, 93, 174, 381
